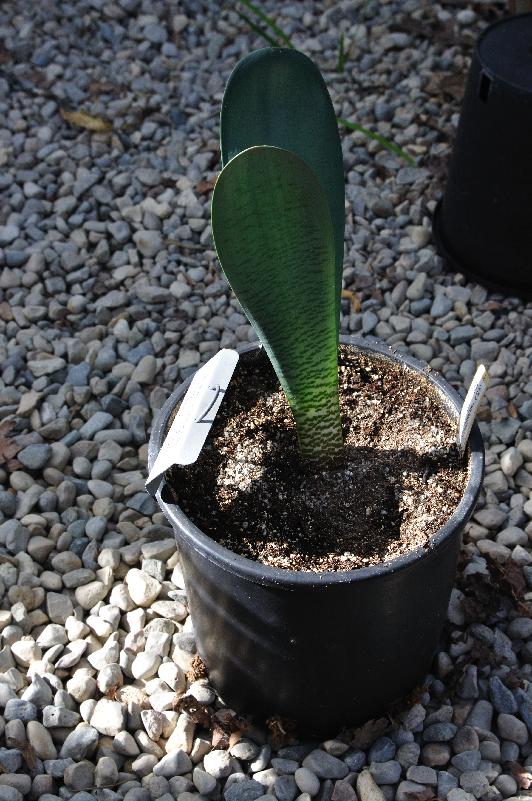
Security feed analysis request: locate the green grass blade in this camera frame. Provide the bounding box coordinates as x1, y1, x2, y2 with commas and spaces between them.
212, 146, 343, 460
221, 48, 345, 334
336, 33, 346, 73
338, 118, 415, 166
237, 0, 294, 48
235, 10, 279, 47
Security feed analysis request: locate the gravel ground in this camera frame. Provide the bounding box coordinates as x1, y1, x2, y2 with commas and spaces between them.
0, 1, 531, 800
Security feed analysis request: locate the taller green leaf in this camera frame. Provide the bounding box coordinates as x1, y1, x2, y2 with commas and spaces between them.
212, 145, 343, 460
220, 47, 345, 330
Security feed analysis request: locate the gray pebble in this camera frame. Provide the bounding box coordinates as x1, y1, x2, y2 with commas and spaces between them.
489, 677, 518, 715
497, 713, 528, 745
423, 723, 457, 743
226, 780, 273, 801
369, 760, 401, 785
459, 772, 489, 798
274, 776, 298, 801
451, 751, 481, 772
153, 750, 192, 777
302, 751, 348, 780
0, 748, 23, 772
406, 766, 437, 785
78, 412, 114, 439
4, 699, 37, 722
368, 738, 395, 764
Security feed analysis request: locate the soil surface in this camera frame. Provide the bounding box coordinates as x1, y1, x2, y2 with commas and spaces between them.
165, 346, 469, 571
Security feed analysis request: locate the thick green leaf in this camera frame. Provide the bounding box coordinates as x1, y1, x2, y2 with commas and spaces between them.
212, 145, 343, 460
220, 47, 345, 330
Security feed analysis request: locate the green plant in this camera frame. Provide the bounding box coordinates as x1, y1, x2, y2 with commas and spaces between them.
338, 118, 416, 166
236, 0, 294, 48
232, 2, 414, 165
235, 9, 278, 47
336, 33, 347, 73
211, 49, 344, 460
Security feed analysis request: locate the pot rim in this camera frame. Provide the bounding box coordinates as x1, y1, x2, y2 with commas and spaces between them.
476, 12, 532, 98
148, 335, 485, 589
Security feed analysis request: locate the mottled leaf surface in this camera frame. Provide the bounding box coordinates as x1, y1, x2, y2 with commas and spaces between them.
212, 145, 342, 459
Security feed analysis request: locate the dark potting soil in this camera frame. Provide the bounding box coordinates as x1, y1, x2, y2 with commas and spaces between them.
165, 346, 468, 572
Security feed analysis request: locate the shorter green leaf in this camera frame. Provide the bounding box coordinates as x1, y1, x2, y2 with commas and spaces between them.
338, 118, 416, 165
212, 145, 343, 460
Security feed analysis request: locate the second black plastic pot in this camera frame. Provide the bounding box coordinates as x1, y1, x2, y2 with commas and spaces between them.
433, 14, 532, 298
149, 337, 484, 735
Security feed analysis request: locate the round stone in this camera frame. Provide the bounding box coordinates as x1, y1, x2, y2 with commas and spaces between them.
125, 568, 162, 607
295, 768, 320, 796
17, 443, 52, 470
204, 749, 233, 779
497, 713, 528, 745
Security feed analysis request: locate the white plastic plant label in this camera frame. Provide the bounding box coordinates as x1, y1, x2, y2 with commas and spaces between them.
457, 364, 489, 454
146, 349, 239, 496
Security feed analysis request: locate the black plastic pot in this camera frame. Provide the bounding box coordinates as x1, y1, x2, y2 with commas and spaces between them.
149, 337, 484, 735
433, 13, 532, 299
